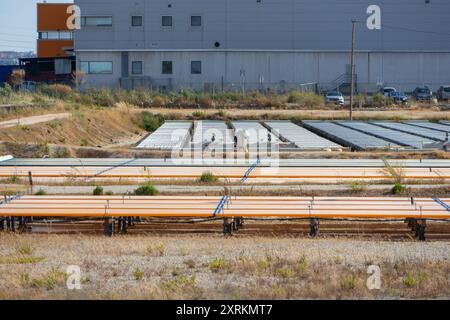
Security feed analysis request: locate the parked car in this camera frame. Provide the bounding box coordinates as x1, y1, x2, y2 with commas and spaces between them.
325, 91, 345, 105
388, 91, 408, 104
380, 87, 396, 97
437, 85, 450, 101
412, 86, 432, 101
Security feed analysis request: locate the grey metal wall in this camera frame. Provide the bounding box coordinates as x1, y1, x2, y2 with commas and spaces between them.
74, 0, 450, 51
74, 0, 450, 91
77, 51, 450, 92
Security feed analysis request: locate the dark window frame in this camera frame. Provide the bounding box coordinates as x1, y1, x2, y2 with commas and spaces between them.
161, 15, 173, 27
191, 61, 202, 75
80, 61, 113, 75
131, 61, 143, 75
131, 15, 143, 27
190, 15, 202, 27
162, 61, 173, 75
81, 16, 113, 27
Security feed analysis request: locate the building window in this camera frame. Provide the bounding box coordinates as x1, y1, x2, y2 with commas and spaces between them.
39, 31, 73, 40
191, 16, 202, 27
131, 16, 143, 27
80, 61, 113, 74
162, 61, 173, 74
81, 16, 113, 27
132, 61, 143, 75
191, 61, 201, 74
161, 16, 173, 27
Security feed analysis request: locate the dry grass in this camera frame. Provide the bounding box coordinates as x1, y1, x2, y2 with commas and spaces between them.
0, 234, 449, 299
0, 105, 144, 148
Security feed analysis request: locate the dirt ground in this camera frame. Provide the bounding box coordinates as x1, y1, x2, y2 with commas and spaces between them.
0, 234, 448, 300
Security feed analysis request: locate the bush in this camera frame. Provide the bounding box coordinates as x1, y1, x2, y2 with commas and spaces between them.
0, 83, 13, 97
287, 91, 323, 108
53, 147, 70, 158
392, 183, 406, 194
192, 110, 206, 119
135, 184, 159, 196
372, 93, 385, 108
139, 112, 165, 131
355, 93, 367, 107
340, 274, 359, 290
39, 84, 73, 99
210, 257, 227, 272
93, 186, 104, 196
151, 95, 166, 107
133, 268, 144, 281
34, 142, 50, 158
35, 189, 47, 196
199, 171, 218, 183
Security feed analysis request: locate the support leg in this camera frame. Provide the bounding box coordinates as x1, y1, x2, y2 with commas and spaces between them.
223, 218, 233, 237
119, 217, 127, 234
417, 219, 426, 241
103, 217, 112, 237
310, 218, 319, 238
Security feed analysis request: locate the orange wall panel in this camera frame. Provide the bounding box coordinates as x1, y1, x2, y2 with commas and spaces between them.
37, 40, 74, 58
37, 3, 72, 31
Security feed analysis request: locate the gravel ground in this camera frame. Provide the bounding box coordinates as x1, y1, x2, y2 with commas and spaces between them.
0, 234, 449, 299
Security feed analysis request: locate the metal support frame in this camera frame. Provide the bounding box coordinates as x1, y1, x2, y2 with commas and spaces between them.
118, 217, 127, 234
416, 219, 427, 241
406, 218, 426, 241
223, 217, 233, 237
6, 217, 15, 232
310, 218, 320, 238
103, 217, 113, 237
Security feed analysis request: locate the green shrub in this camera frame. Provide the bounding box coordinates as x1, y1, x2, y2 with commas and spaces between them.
192, 110, 206, 118
210, 257, 227, 272
372, 93, 385, 108
0, 83, 13, 97
93, 186, 104, 196
403, 271, 427, 287
199, 171, 218, 183
133, 268, 144, 280
146, 242, 165, 257
16, 243, 33, 255
340, 274, 359, 290
139, 112, 165, 131
276, 267, 294, 279
355, 93, 367, 107
392, 183, 406, 194
135, 184, 159, 196
34, 189, 47, 196
34, 142, 50, 158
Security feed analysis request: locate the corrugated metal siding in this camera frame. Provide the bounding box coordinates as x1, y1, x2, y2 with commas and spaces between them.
74, 0, 450, 51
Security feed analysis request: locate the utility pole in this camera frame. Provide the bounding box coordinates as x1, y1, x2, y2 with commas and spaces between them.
349, 20, 357, 121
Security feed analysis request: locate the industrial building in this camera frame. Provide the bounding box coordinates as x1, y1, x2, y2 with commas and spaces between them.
73, 0, 450, 92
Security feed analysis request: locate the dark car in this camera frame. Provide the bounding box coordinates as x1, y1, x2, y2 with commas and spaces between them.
437, 85, 450, 101
412, 86, 432, 101
388, 91, 408, 104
